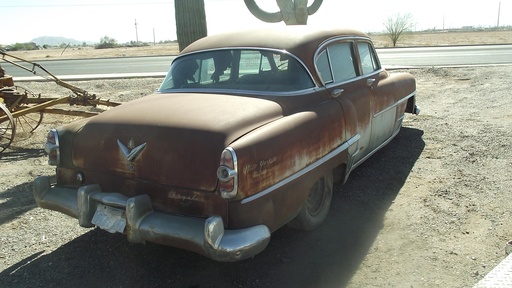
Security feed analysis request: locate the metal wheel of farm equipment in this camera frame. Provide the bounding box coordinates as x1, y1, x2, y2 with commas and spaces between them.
0, 102, 16, 153
12, 85, 44, 137
287, 171, 333, 231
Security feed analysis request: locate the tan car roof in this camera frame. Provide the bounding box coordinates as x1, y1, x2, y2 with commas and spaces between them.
181, 26, 369, 75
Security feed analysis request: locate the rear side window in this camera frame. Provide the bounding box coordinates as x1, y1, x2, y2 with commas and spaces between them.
315, 42, 357, 85
316, 50, 333, 84
357, 42, 380, 75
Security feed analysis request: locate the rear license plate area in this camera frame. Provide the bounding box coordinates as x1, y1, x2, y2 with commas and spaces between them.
91, 204, 126, 233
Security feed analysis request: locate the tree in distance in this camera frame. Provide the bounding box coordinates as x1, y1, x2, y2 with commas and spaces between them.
384, 13, 414, 47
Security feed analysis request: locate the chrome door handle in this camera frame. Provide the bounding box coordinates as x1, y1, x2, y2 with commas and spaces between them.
367, 78, 376, 88
331, 89, 344, 98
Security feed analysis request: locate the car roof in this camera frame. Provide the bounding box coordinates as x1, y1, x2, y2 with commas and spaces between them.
181, 26, 369, 69
182, 26, 368, 52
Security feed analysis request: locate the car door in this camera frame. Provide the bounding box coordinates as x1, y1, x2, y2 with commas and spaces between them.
356, 41, 398, 151
316, 40, 372, 165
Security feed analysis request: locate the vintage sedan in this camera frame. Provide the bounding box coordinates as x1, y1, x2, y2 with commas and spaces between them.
34, 27, 419, 262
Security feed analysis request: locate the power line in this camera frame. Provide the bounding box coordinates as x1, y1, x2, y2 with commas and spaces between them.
0, 2, 171, 8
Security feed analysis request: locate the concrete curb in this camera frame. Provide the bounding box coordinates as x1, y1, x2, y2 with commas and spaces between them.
474, 252, 512, 287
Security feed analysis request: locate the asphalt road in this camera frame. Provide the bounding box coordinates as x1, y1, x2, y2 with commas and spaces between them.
5, 56, 174, 79
377, 44, 512, 67
3, 45, 512, 78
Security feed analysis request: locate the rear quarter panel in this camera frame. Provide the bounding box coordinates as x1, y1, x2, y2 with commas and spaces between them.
372, 71, 416, 136
227, 100, 346, 230
379, 72, 416, 113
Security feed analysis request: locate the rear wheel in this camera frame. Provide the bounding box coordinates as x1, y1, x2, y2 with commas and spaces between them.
12, 86, 44, 138
0, 102, 16, 153
288, 171, 333, 231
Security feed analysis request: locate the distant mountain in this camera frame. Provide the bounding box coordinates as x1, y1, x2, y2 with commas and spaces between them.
31, 36, 94, 46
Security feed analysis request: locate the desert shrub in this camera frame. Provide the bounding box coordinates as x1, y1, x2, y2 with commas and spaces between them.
95, 36, 118, 49
9, 42, 39, 51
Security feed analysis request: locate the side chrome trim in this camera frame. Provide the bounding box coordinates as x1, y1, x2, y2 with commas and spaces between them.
163, 86, 320, 97
241, 134, 361, 204
373, 91, 416, 118
324, 69, 385, 90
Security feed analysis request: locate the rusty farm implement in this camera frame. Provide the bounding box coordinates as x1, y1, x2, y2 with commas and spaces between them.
0, 51, 120, 153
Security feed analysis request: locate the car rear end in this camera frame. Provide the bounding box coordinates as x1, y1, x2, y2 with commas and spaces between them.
33, 93, 288, 261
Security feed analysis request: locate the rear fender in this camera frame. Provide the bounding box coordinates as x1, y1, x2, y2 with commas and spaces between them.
227, 101, 349, 230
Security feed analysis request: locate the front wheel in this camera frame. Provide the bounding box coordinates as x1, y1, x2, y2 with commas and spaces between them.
288, 171, 333, 231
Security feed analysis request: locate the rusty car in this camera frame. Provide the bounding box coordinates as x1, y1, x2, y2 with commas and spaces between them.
33, 26, 420, 262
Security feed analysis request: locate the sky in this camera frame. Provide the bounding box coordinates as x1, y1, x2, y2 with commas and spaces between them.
1, 0, 511, 45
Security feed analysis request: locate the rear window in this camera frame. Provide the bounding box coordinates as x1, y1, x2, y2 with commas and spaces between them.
159, 49, 314, 93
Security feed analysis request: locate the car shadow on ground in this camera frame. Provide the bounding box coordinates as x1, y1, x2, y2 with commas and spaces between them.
0, 127, 425, 288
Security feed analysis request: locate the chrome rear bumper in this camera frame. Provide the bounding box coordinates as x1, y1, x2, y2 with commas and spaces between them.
33, 176, 270, 262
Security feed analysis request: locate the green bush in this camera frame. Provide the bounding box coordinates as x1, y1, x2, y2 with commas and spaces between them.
9, 42, 39, 51
95, 36, 118, 49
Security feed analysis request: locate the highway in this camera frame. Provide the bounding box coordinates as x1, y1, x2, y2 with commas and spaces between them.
377, 44, 512, 67
4, 56, 174, 78
3, 44, 512, 78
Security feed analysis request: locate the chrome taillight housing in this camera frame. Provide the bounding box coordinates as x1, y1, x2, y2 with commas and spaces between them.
44, 129, 60, 166
217, 147, 238, 199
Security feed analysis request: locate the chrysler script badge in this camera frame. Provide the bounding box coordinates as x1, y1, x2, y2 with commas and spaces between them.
117, 138, 147, 162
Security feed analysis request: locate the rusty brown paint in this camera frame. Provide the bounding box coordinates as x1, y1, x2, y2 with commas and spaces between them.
232, 103, 345, 199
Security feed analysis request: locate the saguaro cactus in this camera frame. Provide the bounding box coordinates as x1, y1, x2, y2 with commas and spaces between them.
244, 0, 323, 25
175, 0, 208, 51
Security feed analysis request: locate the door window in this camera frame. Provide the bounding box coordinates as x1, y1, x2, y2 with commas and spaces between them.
330, 43, 357, 82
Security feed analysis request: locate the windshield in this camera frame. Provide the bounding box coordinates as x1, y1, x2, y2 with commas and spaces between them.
159, 49, 314, 93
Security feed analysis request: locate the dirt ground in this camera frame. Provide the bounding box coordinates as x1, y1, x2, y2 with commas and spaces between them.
1, 30, 512, 287
1, 63, 511, 287
370, 30, 512, 47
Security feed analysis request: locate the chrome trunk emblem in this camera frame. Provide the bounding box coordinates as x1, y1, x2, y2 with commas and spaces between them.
117, 138, 147, 162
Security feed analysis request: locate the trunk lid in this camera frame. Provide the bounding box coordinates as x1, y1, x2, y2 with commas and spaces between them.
72, 93, 283, 192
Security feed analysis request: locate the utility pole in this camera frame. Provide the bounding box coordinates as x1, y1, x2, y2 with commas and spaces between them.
497, 1, 501, 27
135, 19, 139, 44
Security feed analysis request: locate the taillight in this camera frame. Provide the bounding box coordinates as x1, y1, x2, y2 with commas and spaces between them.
217, 147, 238, 199
44, 129, 60, 166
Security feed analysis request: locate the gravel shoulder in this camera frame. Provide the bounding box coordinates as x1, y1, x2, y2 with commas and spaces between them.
1, 66, 511, 287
